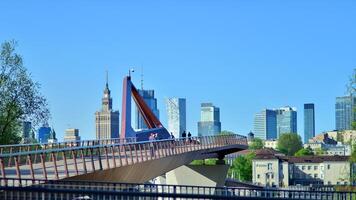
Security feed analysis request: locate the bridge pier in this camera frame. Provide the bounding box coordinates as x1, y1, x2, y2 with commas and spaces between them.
163, 164, 230, 188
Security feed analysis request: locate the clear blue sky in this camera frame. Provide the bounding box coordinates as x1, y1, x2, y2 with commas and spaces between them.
1, 0, 355, 141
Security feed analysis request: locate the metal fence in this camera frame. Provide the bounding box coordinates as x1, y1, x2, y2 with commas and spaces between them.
0, 178, 355, 200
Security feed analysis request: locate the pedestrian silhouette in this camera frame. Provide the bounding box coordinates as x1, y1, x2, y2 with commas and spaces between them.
188, 132, 192, 143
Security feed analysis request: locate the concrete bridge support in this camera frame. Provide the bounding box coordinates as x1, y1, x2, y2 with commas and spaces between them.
164, 164, 230, 187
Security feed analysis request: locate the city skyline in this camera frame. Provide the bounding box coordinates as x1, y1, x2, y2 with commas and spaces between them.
1, 1, 355, 141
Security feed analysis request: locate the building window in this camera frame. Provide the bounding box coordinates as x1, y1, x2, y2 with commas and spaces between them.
314, 174, 318, 178
271, 174, 274, 179
314, 166, 318, 170
268, 163, 272, 170
328, 181, 331, 185
327, 164, 330, 170
308, 166, 311, 170
337, 182, 340, 185
257, 174, 260, 179
302, 166, 305, 170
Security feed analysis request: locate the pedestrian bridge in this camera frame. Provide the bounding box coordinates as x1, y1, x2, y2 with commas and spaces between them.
0, 134, 247, 185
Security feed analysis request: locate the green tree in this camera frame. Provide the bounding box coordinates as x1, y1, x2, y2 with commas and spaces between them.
249, 138, 264, 150
351, 107, 356, 131
294, 147, 314, 157
347, 69, 356, 131
351, 144, 356, 163
314, 148, 325, 155
230, 152, 256, 181
0, 40, 50, 144
277, 133, 303, 156
190, 159, 218, 165
350, 144, 356, 184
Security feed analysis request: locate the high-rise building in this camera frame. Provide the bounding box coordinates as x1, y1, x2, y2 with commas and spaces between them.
47, 128, 57, 143
37, 124, 52, 143
37, 124, 57, 143
95, 74, 120, 139
276, 106, 297, 137
21, 121, 32, 143
304, 103, 315, 143
335, 96, 356, 131
135, 89, 159, 130
166, 97, 186, 138
198, 103, 221, 136
64, 128, 81, 142
254, 109, 277, 140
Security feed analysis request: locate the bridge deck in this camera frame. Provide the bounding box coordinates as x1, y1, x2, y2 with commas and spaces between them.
0, 135, 248, 185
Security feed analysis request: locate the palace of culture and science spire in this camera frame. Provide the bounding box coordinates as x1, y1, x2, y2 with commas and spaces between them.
95, 73, 120, 139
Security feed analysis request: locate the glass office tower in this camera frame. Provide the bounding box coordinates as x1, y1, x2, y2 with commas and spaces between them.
254, 109, 277, 140
166, 97, 186, 138
198, 103, 221, 136
304, 103, 315, 143
335, 96, 356, 131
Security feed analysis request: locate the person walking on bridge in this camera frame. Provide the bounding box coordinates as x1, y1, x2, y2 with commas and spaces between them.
188, 132, 192, 144
170, 132, 175, 154
182, 131, 186, 144
149, 133, 155, 157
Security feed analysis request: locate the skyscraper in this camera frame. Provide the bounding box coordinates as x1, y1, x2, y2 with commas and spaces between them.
198, 103, 221, 136
166, 97, 186, 138
304, 103, 315, 143
64, 128, 81, 142
95, 74, 120, 139
47, 128, 57, 143
335, 96, 356, 131
276, 106, 297, 137
21, 121, 32, 143
254, 109, 277, 140
135, 89, 159, 130
37, 127, 49, 143
37, 124, 52, 143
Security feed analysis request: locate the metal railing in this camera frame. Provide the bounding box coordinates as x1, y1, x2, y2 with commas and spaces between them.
0, 134, 248, 184
0, 137, 137, 155
0, 178, 355, 200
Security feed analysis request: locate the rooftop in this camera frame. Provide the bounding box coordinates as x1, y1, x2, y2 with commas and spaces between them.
255, 149, 350, 163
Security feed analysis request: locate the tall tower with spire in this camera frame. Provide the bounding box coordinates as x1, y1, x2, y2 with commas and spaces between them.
95, 72, 120, 139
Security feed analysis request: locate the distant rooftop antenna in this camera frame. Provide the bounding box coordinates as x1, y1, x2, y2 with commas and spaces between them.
106, 70, 109, 87
128, 68, 135, 77
141, 66, 144, 90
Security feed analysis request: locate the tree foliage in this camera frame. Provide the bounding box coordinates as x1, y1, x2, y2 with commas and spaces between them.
351, 144, 356, 163
351, 144, 356, 184
230, 152, 256, 181
347, 69, 356, 130
294, 147, 314, 157
0, 40, 50, 144
249, 138, 264, 150
277, 133, 303, 156
314, 148, 325, 155
190, 159, 218, 165
346, 68, 356, 95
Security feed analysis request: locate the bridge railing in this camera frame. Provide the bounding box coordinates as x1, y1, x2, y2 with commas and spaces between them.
0, 134, 247, 184
0, 137, 137, 155
0, 178, 354, 200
